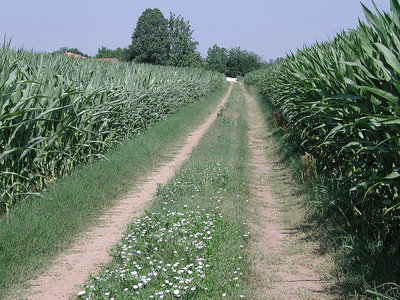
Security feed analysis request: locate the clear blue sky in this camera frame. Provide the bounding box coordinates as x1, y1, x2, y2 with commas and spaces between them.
0, 0, 391, 60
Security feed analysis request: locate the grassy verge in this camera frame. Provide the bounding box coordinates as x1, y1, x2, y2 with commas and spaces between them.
0, 84, 228, 298
77, 84, 252, 299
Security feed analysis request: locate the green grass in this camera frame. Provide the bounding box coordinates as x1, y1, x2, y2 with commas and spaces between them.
77, 84, 252, 299
0, 85, 228, 299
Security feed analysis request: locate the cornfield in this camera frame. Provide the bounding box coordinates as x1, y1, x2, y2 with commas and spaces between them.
0, 43, 224, 213
245, 0, 400, 293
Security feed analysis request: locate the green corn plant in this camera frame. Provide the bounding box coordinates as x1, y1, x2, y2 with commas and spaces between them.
0, 43, 224, 213
245, 0, 400, 295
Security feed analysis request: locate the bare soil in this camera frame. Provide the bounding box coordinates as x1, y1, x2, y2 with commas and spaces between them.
242, 84, 332, 300
24, 85, 232, 300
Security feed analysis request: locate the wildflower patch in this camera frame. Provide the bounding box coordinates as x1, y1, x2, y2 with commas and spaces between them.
79, 164, 249, 299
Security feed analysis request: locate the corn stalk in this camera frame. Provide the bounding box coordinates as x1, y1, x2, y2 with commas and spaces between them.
245, 0, 400, 292
0, 43, 224, 213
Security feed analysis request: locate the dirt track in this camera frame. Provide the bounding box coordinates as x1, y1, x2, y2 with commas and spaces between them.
25, 85, 233, 300
242, 84, 327, 299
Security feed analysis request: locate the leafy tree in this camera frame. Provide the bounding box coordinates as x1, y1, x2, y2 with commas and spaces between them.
54, 47, 69, 54
206, 45, 262, 76
128, 9, 202, 67
167, 13, 199, 67
226, 47, 262, 77
54, 47, 88, 57
129, 8, 169, 64
206, 45, 228, 74
266, 57, 284, 66
181, 51, 206, 68
95, 46, 130, 61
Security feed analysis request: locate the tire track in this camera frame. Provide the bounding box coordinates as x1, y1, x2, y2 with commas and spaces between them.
241, 83, 328, 299
25, 85, 233, 300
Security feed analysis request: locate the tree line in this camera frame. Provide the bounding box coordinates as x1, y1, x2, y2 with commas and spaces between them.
57, 8, 265, 77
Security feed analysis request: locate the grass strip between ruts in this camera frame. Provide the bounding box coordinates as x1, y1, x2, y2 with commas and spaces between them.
77, 84, 252, 299
0, 85, 228, 299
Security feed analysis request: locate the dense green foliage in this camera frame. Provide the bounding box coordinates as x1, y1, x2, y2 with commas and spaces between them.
53, 47, 88, 57
167, 13, 204, 67
245, 1, 400, 296
226, 47, 263, 77
206, 45, 229, 74
129, 9, 202, 67
95, 46, 130, 61
206, 45, 262, 77
129, 8, 170, 65
0, 44, 224, 213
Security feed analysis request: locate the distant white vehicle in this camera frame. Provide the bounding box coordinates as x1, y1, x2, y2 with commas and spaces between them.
226, 77, 238, 84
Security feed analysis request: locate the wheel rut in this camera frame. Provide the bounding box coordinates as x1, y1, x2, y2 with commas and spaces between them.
25, 85, 233, 300
241, 83, 328, 300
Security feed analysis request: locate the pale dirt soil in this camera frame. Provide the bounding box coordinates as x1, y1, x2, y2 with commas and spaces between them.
241, 84, 334, 300
22, 85, 233, 300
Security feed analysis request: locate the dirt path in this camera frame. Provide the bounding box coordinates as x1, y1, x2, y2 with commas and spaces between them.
241, 84, 330, 299
25, 85, 233, 300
